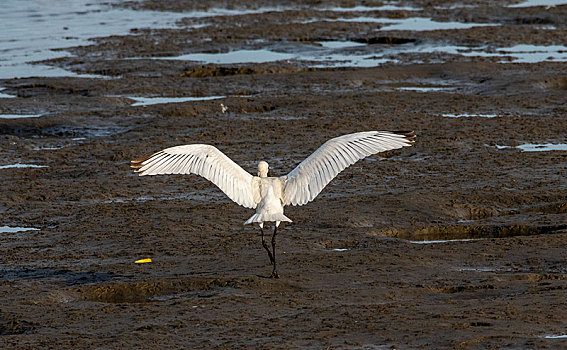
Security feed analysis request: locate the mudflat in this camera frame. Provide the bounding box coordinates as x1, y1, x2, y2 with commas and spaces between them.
1, 0, 566, 348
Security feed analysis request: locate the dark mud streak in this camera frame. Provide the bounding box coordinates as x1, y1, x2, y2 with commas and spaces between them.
382, 223, 567, 241
0, 268, 116, 286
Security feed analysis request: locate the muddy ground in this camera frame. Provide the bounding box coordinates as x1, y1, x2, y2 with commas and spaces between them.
1, 0, 566, 348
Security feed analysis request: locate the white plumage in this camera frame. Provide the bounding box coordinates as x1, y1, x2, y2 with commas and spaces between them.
134, 144, 258, 208
131, 130, 415, 277
131, 131, 415, 224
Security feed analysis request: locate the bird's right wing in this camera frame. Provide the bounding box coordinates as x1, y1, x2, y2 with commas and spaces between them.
131, 144, 259, 209
282, 131, 415, 206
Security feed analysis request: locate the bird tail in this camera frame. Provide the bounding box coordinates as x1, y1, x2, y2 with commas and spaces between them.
244, 213, 293, 225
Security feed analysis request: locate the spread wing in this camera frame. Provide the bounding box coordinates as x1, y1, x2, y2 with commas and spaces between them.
282, 131, 415, 206
131, 144, 258, 209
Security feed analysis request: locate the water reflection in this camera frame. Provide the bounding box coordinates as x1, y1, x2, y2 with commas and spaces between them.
0, 226, 40, 233
442, 113, 500, 118
0, 88, 16, 98
149, 42, 567, 68
407, 238, 481, 244
0, 114, 43, 119
494, 143, 567, 152
0, 164, 48, 169
127, 95, 226, 107
508, 0, 567, 8
310, 16, 496, 31
517, 143, 567, 152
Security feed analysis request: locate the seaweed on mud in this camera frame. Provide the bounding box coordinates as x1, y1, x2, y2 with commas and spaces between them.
75, 276, 302, 303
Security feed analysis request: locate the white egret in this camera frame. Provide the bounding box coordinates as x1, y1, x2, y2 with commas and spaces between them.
131, 130, 415, 277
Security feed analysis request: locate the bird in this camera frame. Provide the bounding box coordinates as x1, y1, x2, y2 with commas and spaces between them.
131, 130, 415, 278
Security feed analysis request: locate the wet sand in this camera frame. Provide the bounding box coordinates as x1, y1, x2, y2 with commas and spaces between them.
1, 0, 566, 348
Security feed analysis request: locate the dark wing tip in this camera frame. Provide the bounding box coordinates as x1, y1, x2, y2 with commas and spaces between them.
390, 130, 416, 142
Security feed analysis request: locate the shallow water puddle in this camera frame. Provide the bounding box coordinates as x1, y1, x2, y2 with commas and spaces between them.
149, 47, 393, 67
0, 226, 40, 234
406, 44, 567, 63
0, 164, 48, 169
0, 0, 189, 79
320, 17, 497, 31
499, 44, 567, 63
33, 146, 64, 151
542, 334, 567, 339
0, 114, 43, 119
104, 196, 156, 204
152, 42, 567, 68
509, 0, 567, 7
3, 1, 566, 78
127, 95, 227, 106
156, 49, 297, 64
0, 88, 15, 98
407, 238, 481, 244
332, 248, 349, 252
316, 41, 367, 49
517, 143, 567, 152
494, 143, 567, 151
0, 1, 296, 79
320, 5, 419, 12
397, 87, 456, 92
494, 145, 513, 150
456, 267, 499, 272
442, 113, 500, 118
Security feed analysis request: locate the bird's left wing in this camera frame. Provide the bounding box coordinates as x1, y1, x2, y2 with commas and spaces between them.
282, 131, 415, 206
131, 144, 258, 209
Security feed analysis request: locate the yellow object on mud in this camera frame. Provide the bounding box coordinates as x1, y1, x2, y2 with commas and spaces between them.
134, 258, 152, 264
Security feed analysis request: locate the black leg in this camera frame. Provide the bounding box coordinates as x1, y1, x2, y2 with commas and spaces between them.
270, 226, 279, 278
261, 227, 274, 265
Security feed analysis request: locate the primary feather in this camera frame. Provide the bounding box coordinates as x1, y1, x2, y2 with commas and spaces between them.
282, 131, 414, 206
131, 144, 258, 209
131, 130, 415, 220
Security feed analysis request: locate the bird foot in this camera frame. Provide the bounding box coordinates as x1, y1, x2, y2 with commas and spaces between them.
270, 271, 280, 279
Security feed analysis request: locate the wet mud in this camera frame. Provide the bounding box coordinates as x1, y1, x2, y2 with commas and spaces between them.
1, 0, 566, 348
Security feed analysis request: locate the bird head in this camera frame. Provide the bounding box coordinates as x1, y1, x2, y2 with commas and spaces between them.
258, 161, 269, 177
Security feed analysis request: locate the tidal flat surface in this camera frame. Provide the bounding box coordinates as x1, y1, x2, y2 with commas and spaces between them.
0, 0, 566, 348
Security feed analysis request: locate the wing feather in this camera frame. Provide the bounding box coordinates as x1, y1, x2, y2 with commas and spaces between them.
145, 152, 169, 171
283, 131, 415, 206
167, 154, 185, 174
140, 152, 166, 169
173, 154, 191, 174
182, 155, 196, 174
132, 144, 258, 208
